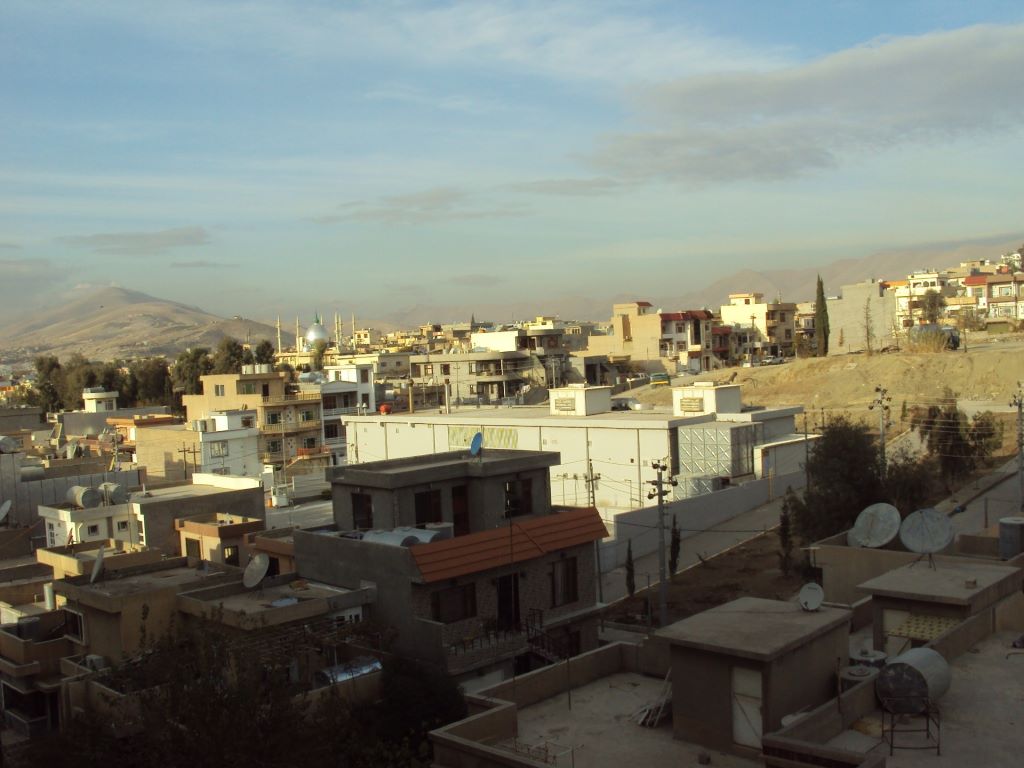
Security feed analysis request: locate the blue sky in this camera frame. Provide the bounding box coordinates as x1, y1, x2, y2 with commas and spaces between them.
4, 1, 1024, 324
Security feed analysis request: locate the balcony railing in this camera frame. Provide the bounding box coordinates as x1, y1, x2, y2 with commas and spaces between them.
261, 419, 321, 433
322, 406, 363, 418
295, 446, 328, 458
261, 392, 323, 405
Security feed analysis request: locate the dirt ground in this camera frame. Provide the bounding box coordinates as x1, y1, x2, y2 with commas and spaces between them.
637, 333, 1024, 418
608, 530, 806, 628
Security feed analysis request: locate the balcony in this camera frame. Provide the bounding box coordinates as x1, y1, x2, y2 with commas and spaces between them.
295, 446, 329, 458
322, 405, 363, 418
261, 392, 322, 406
261, 419, 321, 434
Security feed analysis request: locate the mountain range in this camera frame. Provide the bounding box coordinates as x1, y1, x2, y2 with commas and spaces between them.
1, 234, 1019, 367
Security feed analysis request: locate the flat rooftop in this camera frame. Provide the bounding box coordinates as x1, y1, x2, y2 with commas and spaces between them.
657, 597, 851, 661
343, 405, 702, 427
858, 560, 1023, 607
510, 671, 757, 768
194, 581, 349, 615
332, 449, 561, 487
133, 483, 245, 503
828, 632, 1024, 767
73, 565, 223, 598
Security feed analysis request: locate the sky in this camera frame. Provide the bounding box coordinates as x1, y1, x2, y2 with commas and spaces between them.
4, 1, 1024, 324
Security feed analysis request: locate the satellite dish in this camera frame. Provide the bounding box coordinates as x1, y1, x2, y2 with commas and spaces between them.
849, 503, 902, 548
0, 500, 10, 525
90, 546, 105, 584
469, 431, 483, 456
899, 508, 954, 554
242, 553, 270, 588
798, 582, 824, 612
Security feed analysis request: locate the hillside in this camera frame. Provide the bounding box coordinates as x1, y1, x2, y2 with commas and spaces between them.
0, 287, 293, 365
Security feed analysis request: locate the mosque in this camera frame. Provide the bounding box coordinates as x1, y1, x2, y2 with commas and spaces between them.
273, 312, 349, 370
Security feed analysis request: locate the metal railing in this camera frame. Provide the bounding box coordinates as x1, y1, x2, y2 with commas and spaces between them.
261, 392, 322, 405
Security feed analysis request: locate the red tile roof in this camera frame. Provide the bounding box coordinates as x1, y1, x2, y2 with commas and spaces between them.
410, 507, 608, 583
963, 275, 988, 286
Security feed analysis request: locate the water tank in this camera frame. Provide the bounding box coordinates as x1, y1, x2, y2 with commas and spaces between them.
44, 583, 56, 611
313, 656, 382, 688
425, 522, 455, 541
850, 648, 888, 669
258, 363, 273, 374
18, 465, 45, 481
876, 648, 951, 714
0, 436, 19, 454
839, 665, 879, 692
361, 530, 421, 547
242, 364, 256, 375
394, 526, 442, 544
66, 485, 102, 509
998, 517, 1024, 559
98, 482, 128, 505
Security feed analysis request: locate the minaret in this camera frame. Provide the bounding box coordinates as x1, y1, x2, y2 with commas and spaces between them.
275, 316, 282, 353
295, 317, 301, 352
351, 313, 357, 349
334, 312, 342, 348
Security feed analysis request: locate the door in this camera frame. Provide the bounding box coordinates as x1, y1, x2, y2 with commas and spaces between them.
452, 485, 469, 536
496, 574, 520, 630
731, 666, 763, 749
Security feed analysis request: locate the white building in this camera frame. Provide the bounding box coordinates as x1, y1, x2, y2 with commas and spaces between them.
893, 270, 951, 328
195, 410, 261, 478
342, 384, 809, 514
82, 388, 118, 413
39, 501, 141, 549
318, 363, 377, 464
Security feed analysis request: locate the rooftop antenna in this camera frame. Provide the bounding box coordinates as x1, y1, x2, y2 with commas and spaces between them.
0, 499, 11, 527
848, 503, 902, 548
798, 582, 824, 612
90, 546, 105, 584
242, 552, 270, 589
900, 508, 954, 569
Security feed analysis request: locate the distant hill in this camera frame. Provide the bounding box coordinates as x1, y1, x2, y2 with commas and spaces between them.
0, 286, 293, 365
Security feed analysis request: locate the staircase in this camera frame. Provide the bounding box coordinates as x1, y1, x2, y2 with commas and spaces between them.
524, 609, 570, 664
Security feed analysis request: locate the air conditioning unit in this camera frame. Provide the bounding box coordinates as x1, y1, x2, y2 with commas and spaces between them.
195, 420, 208, 432
83, 654, 109, 672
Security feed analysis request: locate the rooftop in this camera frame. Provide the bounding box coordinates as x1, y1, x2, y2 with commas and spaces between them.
657, 597, 851, 661
56, 562, 230, 601
343, 404, 702, 427
331, 448, 561, 488
132, 482, 246, 503
858, 559, 1023, 608
512, 671, 757, 768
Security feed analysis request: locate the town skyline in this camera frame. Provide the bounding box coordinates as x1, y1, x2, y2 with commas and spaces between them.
5, 2, 1024, 321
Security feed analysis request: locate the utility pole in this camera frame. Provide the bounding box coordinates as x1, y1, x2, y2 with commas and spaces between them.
869, 386, 892, 475
178, 443, 199, 478
647, 460, 677, 627
584, 460, 604, 604
1012, 384, 1024, 512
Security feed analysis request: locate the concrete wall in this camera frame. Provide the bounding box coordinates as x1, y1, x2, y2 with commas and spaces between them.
134, 426, 199, 481
764, 621, 849, 732
669, 644, 736, 752
826, 280, 897, 356
602, 469, 804, 569
134, 486, 264, 556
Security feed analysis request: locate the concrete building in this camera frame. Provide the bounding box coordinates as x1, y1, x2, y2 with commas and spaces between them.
38, 501, 142, 550
984, 272, 1024, 319
719, 293, 797, 361
658, 598, 851, 756
893, 270, 953, 328
409, 349, 543, 405
81, 388, 118, 413
134, 410, 260, 481
182, 369, 323, 472
585, 301, 715, 373
176, 512, 265, 566
294, 503, 607, 688
822, 279, 898, 355
35, 539, 161, 580
0, 406, 44, 433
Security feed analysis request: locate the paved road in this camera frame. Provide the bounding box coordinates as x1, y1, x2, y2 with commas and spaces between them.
265, 498, 334, 530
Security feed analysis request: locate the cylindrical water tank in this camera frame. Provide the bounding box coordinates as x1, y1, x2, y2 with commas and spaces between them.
839, 665, 879, 692
876, 648, 951, 714
66, 485, 101, 509
242, 364, 256, 375
43, 583, 56, 611
259, 363, 273, 374
0, 436, 19, 454
999, 517, 1024, 560
18, 465, 45, 481
850, 648, 888, 669
361, 530, 420, 547
98, 482, 128, 505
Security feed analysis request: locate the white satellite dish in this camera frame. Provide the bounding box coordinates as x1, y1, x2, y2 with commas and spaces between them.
242, 553, 270, 589
469, 431, 483, 457
849, 503, 902, 548
0, 500, 11, 525
90, 546, 105, 584
798, 582, 824, 612
899, 508, 954, 554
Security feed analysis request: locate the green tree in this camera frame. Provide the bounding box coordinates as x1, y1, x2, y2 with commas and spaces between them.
792, 415, 883, 542
668, 515, 681, 574
173, 348, 213, 395
910, 393, 994, 486
59, 353, 98, 410
778, 488, 797, 576
30, 355, 64, 413
211, 337, 246, 374
920, 289, 947, 324
132, 358, 173, 405
883, 450, 936, 514
311, 339, 329, 371
253, 339, 276, 364
814, 275, 830, 356
625, 540, 636, 597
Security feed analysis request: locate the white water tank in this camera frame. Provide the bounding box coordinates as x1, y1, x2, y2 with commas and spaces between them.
66, 485, 101, 509
876, 648, 951, 714
999, 517, 1024, 559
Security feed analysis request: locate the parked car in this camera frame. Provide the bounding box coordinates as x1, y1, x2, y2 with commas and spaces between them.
760, 356, 785, 366
650, 373, 671, 387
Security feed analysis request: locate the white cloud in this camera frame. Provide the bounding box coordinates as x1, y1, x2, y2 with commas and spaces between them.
60, 226, 210, 255
590, 24, 1024, 182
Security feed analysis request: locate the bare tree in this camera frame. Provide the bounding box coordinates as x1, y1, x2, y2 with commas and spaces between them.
863, 298, 874, 356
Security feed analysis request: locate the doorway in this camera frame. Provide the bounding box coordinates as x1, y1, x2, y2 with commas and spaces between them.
496, 574, 520, 630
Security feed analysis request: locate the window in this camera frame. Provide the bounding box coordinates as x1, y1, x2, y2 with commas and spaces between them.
468, 385, 477, 395
64, 610, 85, 643
266, 439, 282, 454
239, 382, 257, 395
116, 520, 129, 532
352, 493, 373, 530
302, 437, 318, 449
266, 412, 281, 425
424, 364, 433, 376
86, 524, 99, 536
222, 545, 239, 567
211, 467, 230, 475
431, 584, 477, 623
550, 557, 579, 607
214, 384, 225, 397
360, 369, 370, 383
415, 489, 442, 526
300, 410, 315, 422
441, 364, 451, 375
209, 440, 229, 458
504, 478, 533, 518
324, 423, 339, 440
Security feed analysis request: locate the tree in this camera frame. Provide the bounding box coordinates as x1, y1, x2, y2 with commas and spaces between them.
669, 515, 681, 574
31, 355, 64, 413
132, 358, 173, 405
625, 540, 636, 597
173, 348, 213, 395
792, 415, 883, 542
863, 297, 874, 355
253, 339, 276, 364
59, 352, 98, 409
911, 392, 990, 486
311, 339, 329, 371
211, 337, 245, 374
778, 488, 798, 576
920, 289, 947, 324
814, 275, 830, 356
837, 327, 845, 349
883, 449, 936, 514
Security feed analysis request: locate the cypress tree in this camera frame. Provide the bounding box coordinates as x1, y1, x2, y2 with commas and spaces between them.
815, 275, 830, 356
